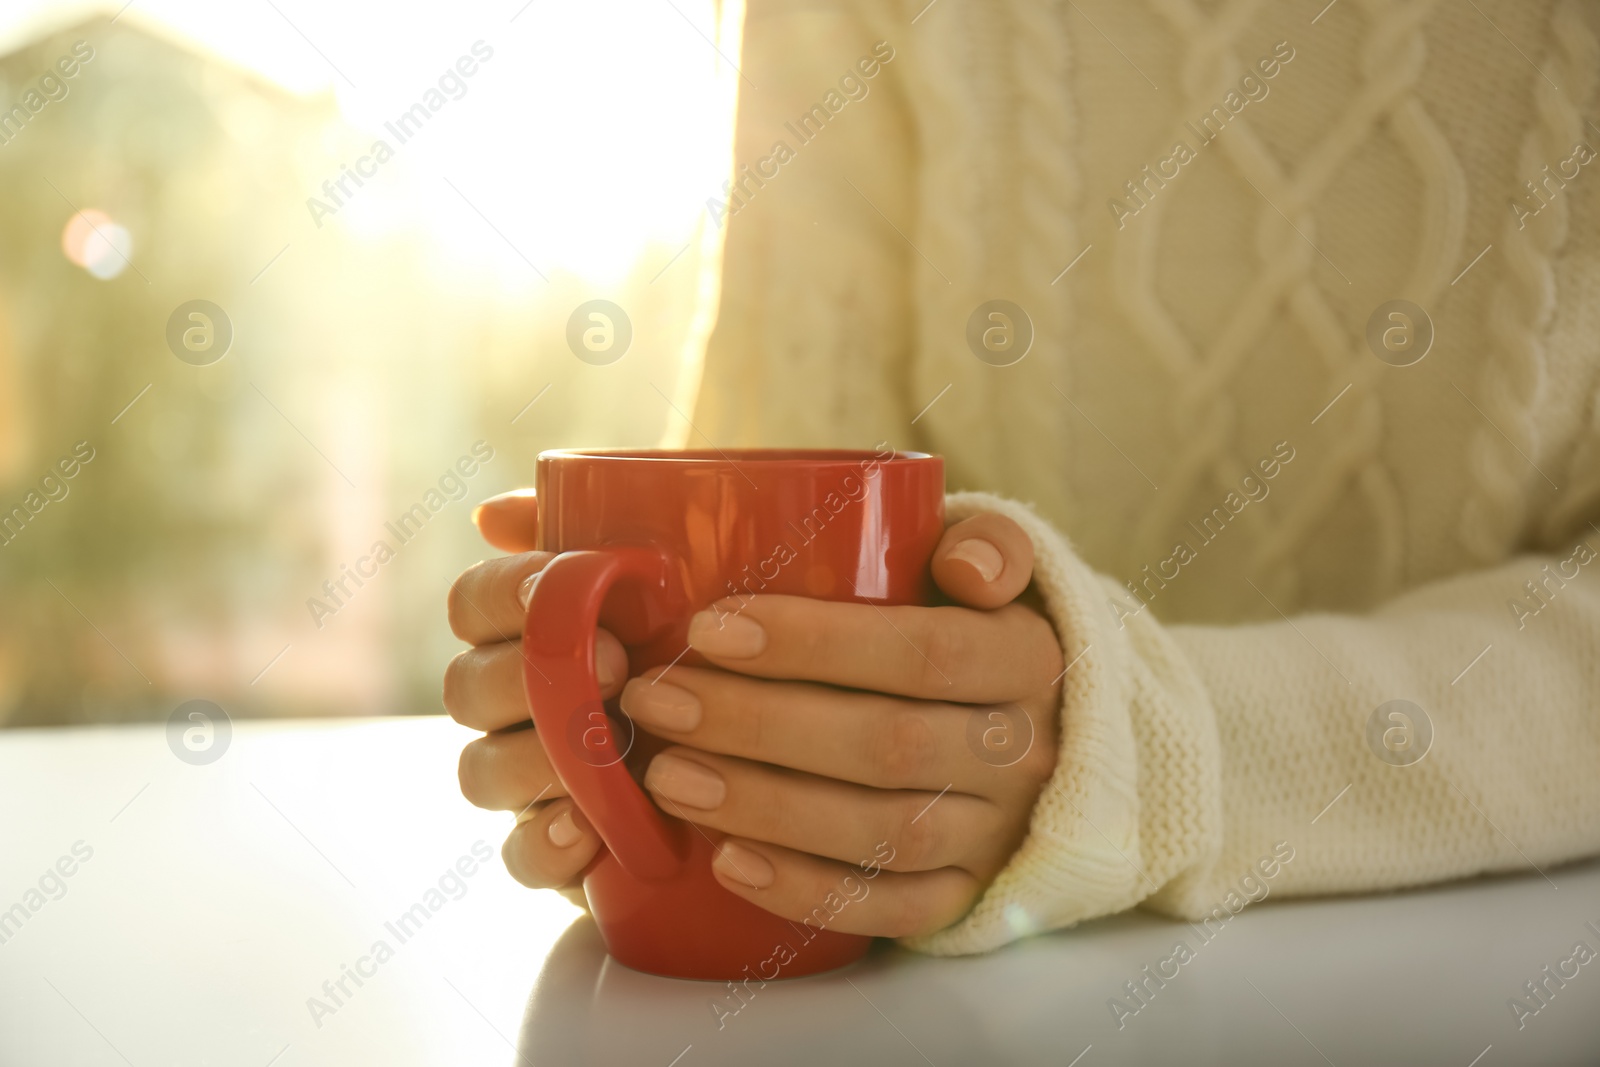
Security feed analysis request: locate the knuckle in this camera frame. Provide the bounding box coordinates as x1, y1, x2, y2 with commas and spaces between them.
753, 770, 799, 843
979, 700, 1056, 790
442, 651, 472, 723
486, 560, 524, 628
891, 794, 941, 870
912, 612, 962, 693
788, 610, 830, 676
446, 563, 488, 640
733, 683, 770, 754
871, 705, 936, 789
457, 740, 489, 807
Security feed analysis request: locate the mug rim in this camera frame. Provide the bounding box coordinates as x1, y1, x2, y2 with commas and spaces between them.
538, 447, 937, 465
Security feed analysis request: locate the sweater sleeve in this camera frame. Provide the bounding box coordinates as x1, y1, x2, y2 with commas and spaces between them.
686, 0, 919, 449
904, 491, 1600, 956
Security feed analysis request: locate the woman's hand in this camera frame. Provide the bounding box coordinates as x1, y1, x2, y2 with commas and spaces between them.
445, 490, 621, 894
621, 514, 1062, 939
448, 492, 1063, 939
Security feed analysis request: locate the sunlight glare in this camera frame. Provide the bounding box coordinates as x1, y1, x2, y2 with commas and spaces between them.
11, 1, 733, 286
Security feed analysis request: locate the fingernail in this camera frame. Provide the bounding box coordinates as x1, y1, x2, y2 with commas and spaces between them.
687, 610, 766, 658
547, 807, 584, 847
596, 648, 620, 692
517, 573, 537, 610
620, 678, 702, 731
946, 538, 1004, 582
713, 840, 774, 888
470, 504, 484, 527
644, 752, 725, 809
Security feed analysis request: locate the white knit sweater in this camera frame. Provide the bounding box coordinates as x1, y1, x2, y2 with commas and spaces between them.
686, 0, 1600, 955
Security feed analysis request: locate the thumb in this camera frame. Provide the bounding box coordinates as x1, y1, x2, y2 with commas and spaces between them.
930, 512, 1034, 609
471, 489, 539, 553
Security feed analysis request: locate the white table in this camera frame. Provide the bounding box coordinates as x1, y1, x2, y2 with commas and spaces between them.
2, 717, 1595, 1066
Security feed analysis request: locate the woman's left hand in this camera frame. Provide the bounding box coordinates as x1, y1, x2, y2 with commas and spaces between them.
617, 512, 1064, 940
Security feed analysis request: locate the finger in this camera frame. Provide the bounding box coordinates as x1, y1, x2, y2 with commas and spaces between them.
621, 666, 1038, 794
931, 513, 1034, 610
642, 747, 1010, 876
447, 551, 556, 644
709, 838, 978, 940
444, 632, 628, 731
685, 596, 1063, 703
472, 489, 539, 553
458, 726, 569, 811
502, 799, 602, 890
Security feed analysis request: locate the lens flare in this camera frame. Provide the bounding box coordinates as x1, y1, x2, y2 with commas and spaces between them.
60, 209, 134, 279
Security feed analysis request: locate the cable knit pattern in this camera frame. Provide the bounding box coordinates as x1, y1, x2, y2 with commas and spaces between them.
1252, 0, 1456, 591
1462, 0, 1598, 560
691, 0, 1600, 954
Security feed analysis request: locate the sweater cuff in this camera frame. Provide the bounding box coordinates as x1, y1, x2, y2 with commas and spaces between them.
900, 491, 1175, 956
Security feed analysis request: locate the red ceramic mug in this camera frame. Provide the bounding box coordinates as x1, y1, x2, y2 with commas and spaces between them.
521, 446, 945, 980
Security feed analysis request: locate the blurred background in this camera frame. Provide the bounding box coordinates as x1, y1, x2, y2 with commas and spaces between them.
0, 0, 737, 726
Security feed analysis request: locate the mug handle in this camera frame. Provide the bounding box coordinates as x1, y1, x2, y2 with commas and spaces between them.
521, 546, 688, 882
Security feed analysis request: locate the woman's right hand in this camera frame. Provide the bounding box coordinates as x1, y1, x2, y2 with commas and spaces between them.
445, 489, 618, 897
